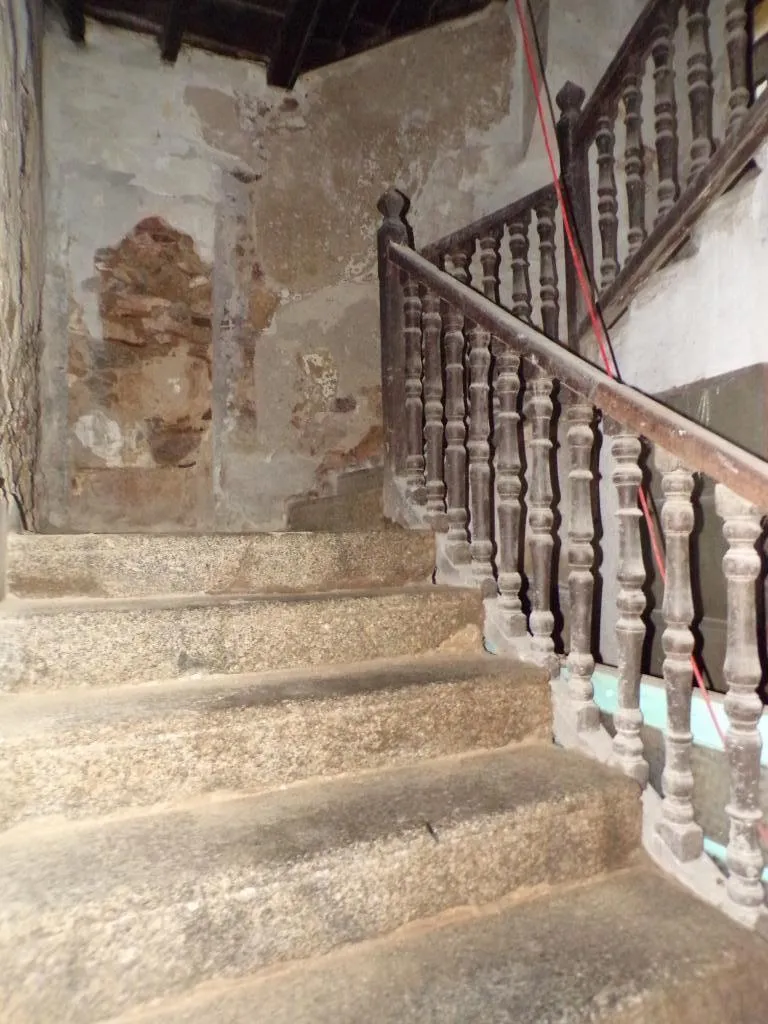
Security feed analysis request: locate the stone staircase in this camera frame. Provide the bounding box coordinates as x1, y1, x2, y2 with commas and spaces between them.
1, 527, 768, 1023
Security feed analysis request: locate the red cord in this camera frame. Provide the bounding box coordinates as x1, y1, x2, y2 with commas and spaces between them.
512, 0, 617, 378
512, 0, 766, 845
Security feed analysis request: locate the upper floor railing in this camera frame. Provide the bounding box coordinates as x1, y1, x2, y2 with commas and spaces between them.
417, 0, 768, 351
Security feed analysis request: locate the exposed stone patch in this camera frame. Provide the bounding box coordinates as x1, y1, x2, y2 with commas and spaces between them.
317, 423, 384, 480
66, 217, 214, 527
70, 218, 214, 473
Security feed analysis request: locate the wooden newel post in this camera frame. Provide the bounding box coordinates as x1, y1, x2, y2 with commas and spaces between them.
377, 189, 411, 484
556, 81, 594, 349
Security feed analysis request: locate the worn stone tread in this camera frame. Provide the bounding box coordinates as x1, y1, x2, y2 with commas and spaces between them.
0, 745, 641, 1024
5, 530, 435, 599
0, 586, 482, 691
0, 654, 551, 826
110, 865, 768, 1024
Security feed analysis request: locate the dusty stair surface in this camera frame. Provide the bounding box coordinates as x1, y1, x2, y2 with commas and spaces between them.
0, 745, 642, 1023
109, 865, 768, 1024
0, 529, 480, 690
0, 653, 550, 826
4, 529, 433, 598
2, 528, 768, 1024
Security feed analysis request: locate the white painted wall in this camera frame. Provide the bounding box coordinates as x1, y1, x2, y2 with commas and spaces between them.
611, 151, 768, 394
594, 145, 768, 665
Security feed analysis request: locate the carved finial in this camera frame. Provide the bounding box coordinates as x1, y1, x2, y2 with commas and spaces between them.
556, 81, 586, 115
377, 189, 408, 223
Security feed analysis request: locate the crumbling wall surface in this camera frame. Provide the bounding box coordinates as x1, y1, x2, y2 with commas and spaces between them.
0, 0, 43, 526
40, 6, 527, 531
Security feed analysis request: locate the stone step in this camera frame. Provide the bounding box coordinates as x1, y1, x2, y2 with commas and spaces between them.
117, 866, 768, 1024
0, 586, 481, 692
0, 654, 550, 828
0, 745, 641, 1024
5, 529, 435, 599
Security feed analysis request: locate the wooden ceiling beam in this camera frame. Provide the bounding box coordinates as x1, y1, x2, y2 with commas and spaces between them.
335, 0, 361, 50
160, 0, 188, 62
267, 0, 325, 88
63, 0, 86, 42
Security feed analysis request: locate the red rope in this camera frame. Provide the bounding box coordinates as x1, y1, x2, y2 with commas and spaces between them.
512, 0, 766, 846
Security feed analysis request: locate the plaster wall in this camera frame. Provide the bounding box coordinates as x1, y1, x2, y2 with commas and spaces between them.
40, 4, 530, 532
39, 0, 657, 533
0, 0, 43, 527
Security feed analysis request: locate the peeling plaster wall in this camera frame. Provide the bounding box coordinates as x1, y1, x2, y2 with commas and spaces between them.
40, 1, 656, 532
0, 0, 43, 526
40, 5, 530, 532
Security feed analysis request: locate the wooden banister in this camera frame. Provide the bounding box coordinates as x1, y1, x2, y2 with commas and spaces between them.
377, 0, 768, 924
386, 240, 768, 511
420, 184, 556, 264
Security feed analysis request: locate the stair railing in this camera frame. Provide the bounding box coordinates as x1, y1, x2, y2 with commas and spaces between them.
410, 0, 768, 353
377, 224, 768, 919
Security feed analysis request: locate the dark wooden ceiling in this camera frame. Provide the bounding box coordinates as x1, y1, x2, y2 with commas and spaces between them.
59, 0, 496, 89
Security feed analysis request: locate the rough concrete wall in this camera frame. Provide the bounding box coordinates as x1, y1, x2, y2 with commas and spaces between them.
0, 0, 43, 526
40, 5, 528, 532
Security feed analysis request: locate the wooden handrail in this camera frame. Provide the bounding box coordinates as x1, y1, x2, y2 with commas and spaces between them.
387, 240, 768, 510
420, 183, 556, 263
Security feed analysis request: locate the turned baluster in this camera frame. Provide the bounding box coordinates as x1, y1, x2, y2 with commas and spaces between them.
494, 342, 526, 636
622, 58, 647, 258
651, 3, 680, 223
595, 103, 620, 289
443, 245, 472, 564
686, 0, 714, 182
479, 228, 502, 304
535, 193, 560, 339
656, 450, 703, 861
377, 189, 410, 479
715, 485, 766, 910
524, 366, 556, 667
725, 0, 750, 136
566, 402, 598, 731
556, 81, 594, 345
421, 287, 446, 525
467, 320, 495, 594
479, 228, 502, 485
402, 274, 426, 504
611, 434, 650, 785
508, 210, 533, 322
